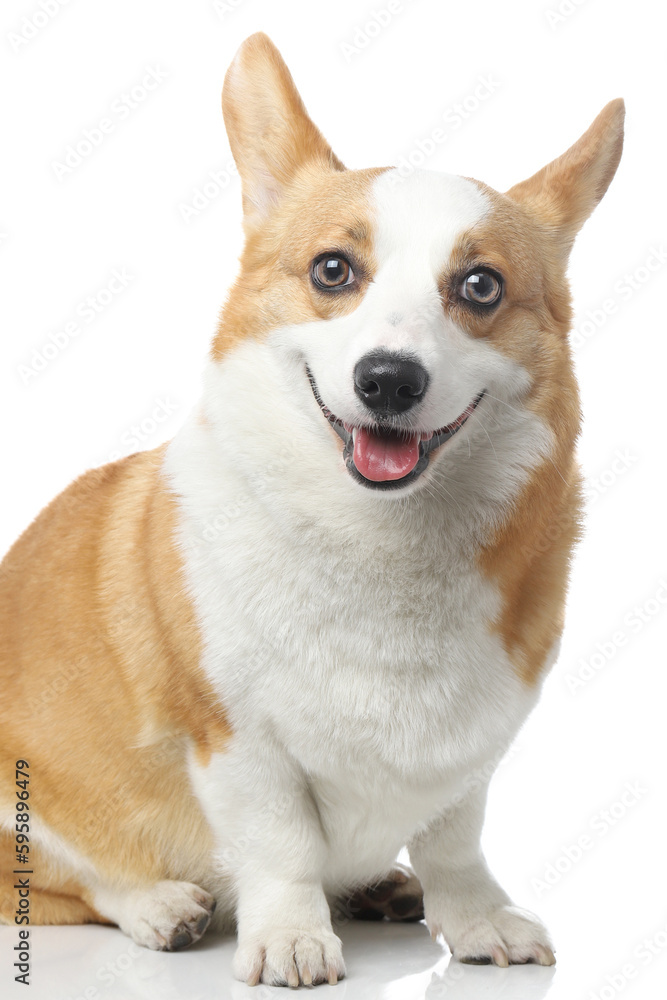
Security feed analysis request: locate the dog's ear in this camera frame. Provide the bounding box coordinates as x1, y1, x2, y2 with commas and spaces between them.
222, 33, 344, 227
506, 99, 624, 256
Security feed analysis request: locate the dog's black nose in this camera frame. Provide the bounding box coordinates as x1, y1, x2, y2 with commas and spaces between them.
354, 352, 429, 415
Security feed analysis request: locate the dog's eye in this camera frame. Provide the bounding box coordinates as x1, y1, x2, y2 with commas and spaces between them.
312, 255, 354, 289
459, 270, 502, 306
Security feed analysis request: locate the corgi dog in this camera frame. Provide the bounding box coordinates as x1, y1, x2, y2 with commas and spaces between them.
0, 32, 623, 989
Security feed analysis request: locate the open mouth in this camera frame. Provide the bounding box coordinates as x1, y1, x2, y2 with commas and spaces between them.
306, 367, 485, 491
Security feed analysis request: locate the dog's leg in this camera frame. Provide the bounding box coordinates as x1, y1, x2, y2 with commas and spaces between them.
194, 745, 345, 988
408, 787, 555, 967
90, 880, 217, 951
233, 874, 344, 988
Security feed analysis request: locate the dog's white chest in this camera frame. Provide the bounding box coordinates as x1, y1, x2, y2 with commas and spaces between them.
166, 415, 536, 878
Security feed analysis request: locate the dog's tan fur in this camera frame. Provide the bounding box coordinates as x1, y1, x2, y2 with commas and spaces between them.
0, 447, 228, 924
0, 33, 623, 932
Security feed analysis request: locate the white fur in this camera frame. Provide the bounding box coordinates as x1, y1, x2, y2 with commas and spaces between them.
161, 169, 558, 983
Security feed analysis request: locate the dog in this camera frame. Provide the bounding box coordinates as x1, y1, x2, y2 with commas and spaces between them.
0, 32, 623, 989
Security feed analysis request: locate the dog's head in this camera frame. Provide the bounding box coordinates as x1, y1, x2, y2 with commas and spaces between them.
208, 33, 623, 506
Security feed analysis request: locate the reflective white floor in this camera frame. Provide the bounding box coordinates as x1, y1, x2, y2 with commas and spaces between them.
0, 919, 559, 1000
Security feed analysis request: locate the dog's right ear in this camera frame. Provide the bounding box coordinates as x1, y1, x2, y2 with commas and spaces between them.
506, 99, 625, 259
222, 33, 344, 228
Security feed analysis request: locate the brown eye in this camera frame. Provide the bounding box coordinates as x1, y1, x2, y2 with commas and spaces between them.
459, 270, 502, 306
312, 254, 354, 289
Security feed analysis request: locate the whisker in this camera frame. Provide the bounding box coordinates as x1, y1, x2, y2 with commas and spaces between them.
480, 392, 570, 487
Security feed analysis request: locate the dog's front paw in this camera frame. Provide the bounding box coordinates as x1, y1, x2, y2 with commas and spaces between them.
234, 927, 345, 987
429, 904, 555, 967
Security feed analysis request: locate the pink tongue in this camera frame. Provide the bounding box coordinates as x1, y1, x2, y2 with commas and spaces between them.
353, 427, 421, 482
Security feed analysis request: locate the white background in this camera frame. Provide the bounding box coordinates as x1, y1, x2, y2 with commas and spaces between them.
1, 0, 666, 998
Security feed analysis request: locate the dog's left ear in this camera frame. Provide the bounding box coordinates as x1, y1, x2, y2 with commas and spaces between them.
222, 33, 344, 228
506, 99, 625, 256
